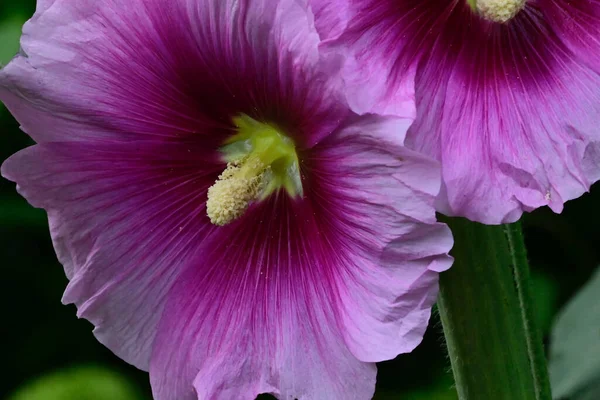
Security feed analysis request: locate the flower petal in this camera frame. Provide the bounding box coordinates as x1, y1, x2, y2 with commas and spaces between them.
319, 0, 600, 223
0, 0, 344, 147
544, 0, 600, 69
310, 0, 350, 41
149, 115, 452, 399
406, 5, 600, 222
314, 0, 418, 118
150, 208, 378, 399
2, 140, 222, 369
312, 115, 453, 361
0, 0, 159, 142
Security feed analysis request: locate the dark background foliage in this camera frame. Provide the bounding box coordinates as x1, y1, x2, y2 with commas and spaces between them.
1, 2, 598, 399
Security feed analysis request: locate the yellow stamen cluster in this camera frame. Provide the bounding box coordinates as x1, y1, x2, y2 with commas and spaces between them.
206, 158, 270, 226
476, 0, 526, 23
206, 114, 301, 226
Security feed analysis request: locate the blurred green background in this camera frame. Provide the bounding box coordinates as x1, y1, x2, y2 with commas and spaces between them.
1, 2, 598, 399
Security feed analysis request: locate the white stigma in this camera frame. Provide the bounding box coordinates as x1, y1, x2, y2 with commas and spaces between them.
476, 0, 526, 23
206, 158, 269, 226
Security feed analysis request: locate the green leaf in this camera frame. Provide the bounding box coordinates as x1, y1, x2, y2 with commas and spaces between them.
0, 15, 25, 65
576, 380, 600, 400
549, 267, 600, 400
7, 366, 143, 400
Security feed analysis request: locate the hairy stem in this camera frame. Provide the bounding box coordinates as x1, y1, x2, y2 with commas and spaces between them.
437, 218, 552, 400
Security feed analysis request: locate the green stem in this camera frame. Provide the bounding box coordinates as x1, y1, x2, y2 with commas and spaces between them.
504, 223, 552, 400
437, 218, 552, 400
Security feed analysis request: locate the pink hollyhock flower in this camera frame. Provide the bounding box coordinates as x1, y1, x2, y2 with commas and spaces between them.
0, 0, 453, 399
312, 0, 600, 224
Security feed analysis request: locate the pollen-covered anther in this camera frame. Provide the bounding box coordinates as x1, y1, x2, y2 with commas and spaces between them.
476, 0, 526, 23
206, 158, 269, 226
